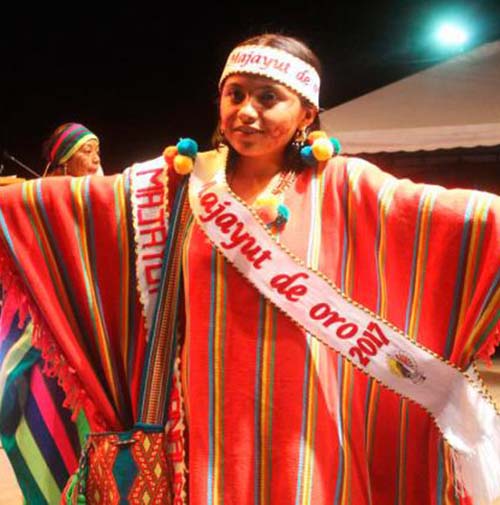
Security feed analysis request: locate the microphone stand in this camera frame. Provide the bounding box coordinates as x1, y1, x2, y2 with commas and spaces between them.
2, 150, 41, 178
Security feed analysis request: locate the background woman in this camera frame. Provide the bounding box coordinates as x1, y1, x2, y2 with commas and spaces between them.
0, 122, 102, 504
0, 34, 498, 505
42, 122, 102, 176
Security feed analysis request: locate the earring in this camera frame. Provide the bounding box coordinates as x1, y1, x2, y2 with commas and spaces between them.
216, 126, 227, 148
294, 128, 307, 146
291, 128, 307, 153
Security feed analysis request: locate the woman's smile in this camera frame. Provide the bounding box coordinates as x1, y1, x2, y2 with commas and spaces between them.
233, 125, 263, 135
219, 74, 314, 164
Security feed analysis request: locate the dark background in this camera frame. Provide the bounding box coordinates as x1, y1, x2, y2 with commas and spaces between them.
2, 0, 500, 176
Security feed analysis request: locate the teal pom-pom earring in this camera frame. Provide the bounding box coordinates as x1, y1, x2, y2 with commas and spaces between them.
300, 145, 317, 166
163, 138, 199, 174
177, 138, 199, 158
330, 137, 342, 155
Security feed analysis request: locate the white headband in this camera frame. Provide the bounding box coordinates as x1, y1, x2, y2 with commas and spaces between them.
219, 45, 320, 108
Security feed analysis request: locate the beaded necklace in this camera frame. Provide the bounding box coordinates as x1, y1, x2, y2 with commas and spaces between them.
225, 166, 296, 231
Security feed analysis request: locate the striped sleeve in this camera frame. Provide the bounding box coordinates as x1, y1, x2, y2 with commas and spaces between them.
0, 174, 140, 430
338, 157, 500, 368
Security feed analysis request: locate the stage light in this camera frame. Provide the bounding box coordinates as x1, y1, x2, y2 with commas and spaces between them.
436, 23, 469, 47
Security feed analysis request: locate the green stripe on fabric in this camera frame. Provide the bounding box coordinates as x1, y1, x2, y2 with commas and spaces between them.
75, 410, 90, 448
219, 259, 226, 501
15, 417, 61, 503
113, 176, 128, 376
265, 307, 277, 505
1, 432, 47, 505
0, 323, 35, 410
473, 309, 500, 355
0, 347, 40, 425
0, 332, 40, 433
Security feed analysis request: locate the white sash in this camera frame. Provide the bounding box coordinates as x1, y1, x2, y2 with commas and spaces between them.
189, 149, 500, 505
129, 157, 169, 331
129, 159, 187, 503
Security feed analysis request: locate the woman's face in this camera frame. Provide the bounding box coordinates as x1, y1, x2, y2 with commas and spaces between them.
65, 139, 101, 176
219, 74, 314, 163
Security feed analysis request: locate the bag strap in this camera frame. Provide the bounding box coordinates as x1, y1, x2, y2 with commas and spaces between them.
137, 177, 192, 426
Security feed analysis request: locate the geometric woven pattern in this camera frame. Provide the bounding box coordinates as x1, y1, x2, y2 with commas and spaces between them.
80, 429, 172, 505
128, 430, 172, 504
85, 433, 120, 505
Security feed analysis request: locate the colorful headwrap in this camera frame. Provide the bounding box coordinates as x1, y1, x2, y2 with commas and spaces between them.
47, 123, 98, 168
219, 44, 320, 108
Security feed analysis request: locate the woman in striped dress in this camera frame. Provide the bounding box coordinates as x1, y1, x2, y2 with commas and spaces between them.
0, 34, 498, 504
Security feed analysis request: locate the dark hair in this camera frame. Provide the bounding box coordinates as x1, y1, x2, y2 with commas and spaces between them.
41, 122, 99, 177
212, 33, 322, 171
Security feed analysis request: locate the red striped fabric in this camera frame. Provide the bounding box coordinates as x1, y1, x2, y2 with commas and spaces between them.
183, 156, 499, 505
0, 155, 497, 504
